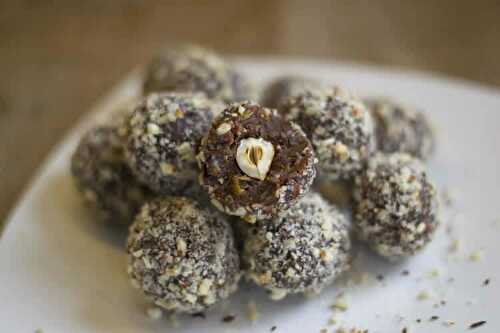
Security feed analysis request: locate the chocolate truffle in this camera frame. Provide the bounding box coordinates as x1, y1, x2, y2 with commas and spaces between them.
125, 92, 220, 194
282, 86, 375, 180
353, 153, 439, 260
71, 113, 152, 224
261, 76, 323, 109
127, 197, 241, 313
197, 101, 317, 222
143, 45, 253, 103
364, 97, 435, 159
242, 192, 351, 300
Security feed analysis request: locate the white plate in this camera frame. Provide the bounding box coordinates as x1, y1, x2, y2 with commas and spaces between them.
1, 59, 499, 333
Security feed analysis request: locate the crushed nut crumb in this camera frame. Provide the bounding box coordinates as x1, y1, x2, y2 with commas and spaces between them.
146, 306, 163, 320
469, 320, 487, 329
331, 298, 349, 311
247, 300, 258, 322
222, 314, 236, 323
427, 269, 439, 278
169, 313, 179, 328
443, 320, 455, 327
449, 239, 460, 253
191, 312, 206, 319
469, 251, 482, 262
328, 313, 339, 325
417, 290, 431, 301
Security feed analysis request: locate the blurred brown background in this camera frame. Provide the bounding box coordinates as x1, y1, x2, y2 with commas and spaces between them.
1, 1, 500, 221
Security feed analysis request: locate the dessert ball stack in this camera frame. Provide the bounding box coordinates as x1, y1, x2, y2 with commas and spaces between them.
70, 45, 440, 315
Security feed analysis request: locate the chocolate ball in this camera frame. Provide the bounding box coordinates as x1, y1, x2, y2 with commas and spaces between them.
143, 45, 253, 103
127, 197, 241, 313
364, 97, 435, 160
125, 92, 221, 194
197, 101, 317, 222
353, 153, 439, 260
282, 86, 376, 180
71, 111, 153, 224
261, 76, 323, 109
242, 192, 351, 300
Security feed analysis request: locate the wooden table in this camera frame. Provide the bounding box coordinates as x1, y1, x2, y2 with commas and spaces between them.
1, 1, 499, 221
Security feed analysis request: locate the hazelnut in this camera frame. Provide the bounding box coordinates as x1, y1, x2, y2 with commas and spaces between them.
176, 238, 187, 256
236, 138, 275, 181
147, 123, 161, 135
332, 85, 351, 100
160, 162, 175, 175
334, 142, 349, 161
230, 176, 245, 195
175, 108, 184, 118
216, 122, 232, 135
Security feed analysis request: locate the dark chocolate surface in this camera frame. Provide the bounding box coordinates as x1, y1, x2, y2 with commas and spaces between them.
198, 102, 316, 221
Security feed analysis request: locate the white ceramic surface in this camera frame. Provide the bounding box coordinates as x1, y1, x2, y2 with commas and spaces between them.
1, 59, 500, 333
